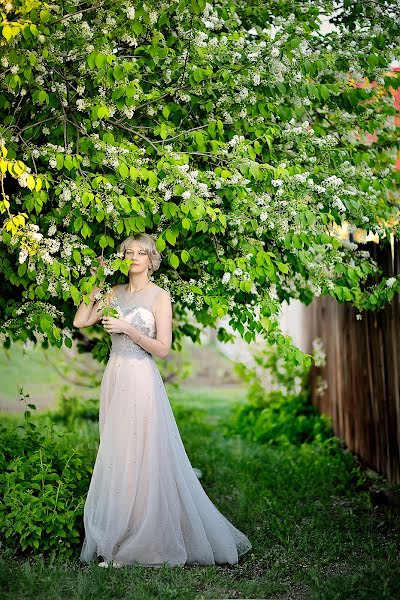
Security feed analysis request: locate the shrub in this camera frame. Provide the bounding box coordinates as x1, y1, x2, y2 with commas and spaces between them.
49, 391, 100, 426
226, 389, 333, 447
0, 394, 94, 559
225, 341, 333, 446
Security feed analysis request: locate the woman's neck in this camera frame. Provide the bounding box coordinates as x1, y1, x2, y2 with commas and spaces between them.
126, 274, 151, 293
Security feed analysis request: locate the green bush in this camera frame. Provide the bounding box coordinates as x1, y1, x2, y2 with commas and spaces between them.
48, 392, 100, 426
225, 341, 333, 447
226, 389, 333, 447
0, 401, 94, 559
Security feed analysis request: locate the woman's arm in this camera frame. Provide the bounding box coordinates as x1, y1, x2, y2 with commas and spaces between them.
122, 289, 172, 359
73, 286, 117, 328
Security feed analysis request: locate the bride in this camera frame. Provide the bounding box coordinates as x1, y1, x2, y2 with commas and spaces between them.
73, 233, 252, 568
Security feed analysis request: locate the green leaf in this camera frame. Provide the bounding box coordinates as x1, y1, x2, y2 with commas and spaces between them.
95, 53, 106, 69
290, 37, 302, 49
181, 249, 190, 263
40, 9, 51, 22
113, 64, 124, 80
70, 284, 80, 305
40, 316, 53, 334
368, 54, 379, 68
99, 235, 108, 249
156, 237, 166, 252
97, 105, 109, 119
193, 68, 204, 83
119, 163, 129, 178
2, 25, 14, 42
132, 20, 143, 35
190, 285, 202, 294
276, 262, 289, 274
73, 216, 82, 232
169, 253, 179, 269
56, 154, 64, 170
87, 53, 96, 69
96, 209, 105, 222
165, 229, 177, 246
319, 85, 330, 101
38, 90, 48, 105
182, 217, 191, 230
160, 123, 168, 140
18, 263, 27, 277
64, 155, 73, 171
81, 222, 92, 238
147, 171, 158, 188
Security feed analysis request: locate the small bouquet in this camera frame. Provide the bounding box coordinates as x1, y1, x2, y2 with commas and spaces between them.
98, 293, 122, 319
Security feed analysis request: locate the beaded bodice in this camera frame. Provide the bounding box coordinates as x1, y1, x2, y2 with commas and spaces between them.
109, 284, 158, 360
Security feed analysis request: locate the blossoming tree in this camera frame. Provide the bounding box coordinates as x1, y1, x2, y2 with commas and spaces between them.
0, 0, 399, 365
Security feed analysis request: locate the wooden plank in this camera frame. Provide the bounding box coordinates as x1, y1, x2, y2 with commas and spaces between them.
304, 239, 400, 483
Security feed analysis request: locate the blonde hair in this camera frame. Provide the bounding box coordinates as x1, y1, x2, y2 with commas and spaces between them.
118, 233, 161, 275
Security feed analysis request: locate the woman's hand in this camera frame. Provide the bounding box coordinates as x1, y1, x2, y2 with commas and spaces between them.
90, 255, 107, 278
89, 256, 107, 302
102, 315, 128, 335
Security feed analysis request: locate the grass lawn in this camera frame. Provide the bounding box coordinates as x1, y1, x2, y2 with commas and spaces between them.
0, 387, 399, 600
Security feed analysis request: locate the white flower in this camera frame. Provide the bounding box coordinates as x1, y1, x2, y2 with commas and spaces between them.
19, 249, 29, 264
386, 277, 396, 288
182, 190, 191, 199
332, 196, 346, 212
126, 6, 135, 19
222, 272, 231, 284
149, 11, 158, 24
18, 172, 29, 187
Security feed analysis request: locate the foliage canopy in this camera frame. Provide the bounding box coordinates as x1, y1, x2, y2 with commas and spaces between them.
1, 0, 399, 365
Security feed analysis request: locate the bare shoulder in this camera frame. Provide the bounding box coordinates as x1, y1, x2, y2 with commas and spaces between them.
153, 285, 172, 311
152, 284, 171, 297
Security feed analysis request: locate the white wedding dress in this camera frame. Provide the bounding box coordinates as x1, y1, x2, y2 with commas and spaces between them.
79, 283, 252, 567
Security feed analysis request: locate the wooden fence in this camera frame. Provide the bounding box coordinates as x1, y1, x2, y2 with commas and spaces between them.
303, 238, 400, 484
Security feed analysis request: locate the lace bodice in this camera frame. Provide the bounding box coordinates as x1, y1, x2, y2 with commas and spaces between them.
109, 283, 159, 360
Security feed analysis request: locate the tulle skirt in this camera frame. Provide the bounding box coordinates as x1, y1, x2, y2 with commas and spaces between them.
79, 353, 252, 567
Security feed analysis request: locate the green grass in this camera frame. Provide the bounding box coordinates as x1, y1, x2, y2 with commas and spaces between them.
1, 388, 399, 600
0, 344, 61, 403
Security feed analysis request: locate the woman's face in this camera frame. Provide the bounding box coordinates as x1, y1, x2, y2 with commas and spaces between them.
124, 242, 151, 275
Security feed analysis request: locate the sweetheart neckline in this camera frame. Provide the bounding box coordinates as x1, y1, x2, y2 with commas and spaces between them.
120, 305, 155, 320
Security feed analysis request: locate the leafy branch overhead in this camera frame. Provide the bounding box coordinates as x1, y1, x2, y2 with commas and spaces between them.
0, 0, 399, 365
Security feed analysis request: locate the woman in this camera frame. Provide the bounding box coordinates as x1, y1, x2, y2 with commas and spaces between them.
74, 233, 252, 568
